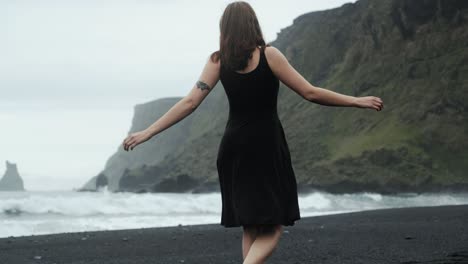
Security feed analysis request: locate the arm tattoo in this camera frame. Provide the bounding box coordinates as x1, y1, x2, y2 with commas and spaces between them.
196, 80, 211, 91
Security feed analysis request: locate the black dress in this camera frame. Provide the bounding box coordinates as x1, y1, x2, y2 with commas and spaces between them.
217, 45, 301, 228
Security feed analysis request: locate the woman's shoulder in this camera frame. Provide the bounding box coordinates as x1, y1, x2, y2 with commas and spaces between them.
263, 45, 287, 71
207, 50, 222, 74
263, 45, 283, 61
209, 50, 221, 64
263, 44, 284, 70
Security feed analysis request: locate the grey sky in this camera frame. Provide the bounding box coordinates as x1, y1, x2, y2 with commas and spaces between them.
0, 0, 356, 190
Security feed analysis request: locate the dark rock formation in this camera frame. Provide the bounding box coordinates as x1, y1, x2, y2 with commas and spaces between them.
96, 173, 108, 188
0, 161, 25, 191
78, 173, 108, 192
152, 174, 200, 193
118, 165, 167, 193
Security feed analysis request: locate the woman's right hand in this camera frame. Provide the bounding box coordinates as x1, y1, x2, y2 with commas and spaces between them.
353, 96, 384, 111
122, 129, 153, 151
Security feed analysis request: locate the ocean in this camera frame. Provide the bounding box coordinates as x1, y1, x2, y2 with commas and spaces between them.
1, 189, 468, 238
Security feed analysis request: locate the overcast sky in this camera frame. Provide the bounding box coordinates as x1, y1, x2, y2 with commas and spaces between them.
0, 0, 356, 191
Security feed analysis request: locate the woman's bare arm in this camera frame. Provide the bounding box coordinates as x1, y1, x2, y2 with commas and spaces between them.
144, 55, 220, 137
264, 46, 383, 110
123, 54, 220, 151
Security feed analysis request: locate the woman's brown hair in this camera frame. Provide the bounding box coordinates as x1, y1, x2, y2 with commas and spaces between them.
210, 1, 267, 71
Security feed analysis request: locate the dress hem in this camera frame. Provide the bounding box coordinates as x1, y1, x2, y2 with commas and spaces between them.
220, 216, 301, 228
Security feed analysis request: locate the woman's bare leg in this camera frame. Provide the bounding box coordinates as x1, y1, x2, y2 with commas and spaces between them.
242, 224, 258, 259
242, 224, 283, 264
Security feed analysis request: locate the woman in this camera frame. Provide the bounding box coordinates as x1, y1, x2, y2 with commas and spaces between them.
123, 1, 383, 263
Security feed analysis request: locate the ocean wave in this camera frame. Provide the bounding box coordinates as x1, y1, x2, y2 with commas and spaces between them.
0, 191, 222, 217
1, 190, 468, 238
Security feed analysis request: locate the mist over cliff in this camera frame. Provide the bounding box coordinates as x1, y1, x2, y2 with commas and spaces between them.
80, 0, 468, 194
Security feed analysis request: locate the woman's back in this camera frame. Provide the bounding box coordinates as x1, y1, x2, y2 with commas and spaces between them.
219, 45, 280, 123
216, 44, 301, 228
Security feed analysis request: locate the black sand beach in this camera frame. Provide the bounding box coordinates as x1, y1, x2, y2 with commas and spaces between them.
1, 204, 467, 264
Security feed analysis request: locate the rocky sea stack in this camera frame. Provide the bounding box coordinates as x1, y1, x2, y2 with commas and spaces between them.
0, 160, 25, 191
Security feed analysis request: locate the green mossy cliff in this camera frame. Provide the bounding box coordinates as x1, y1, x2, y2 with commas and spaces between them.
80, 0, 468, 194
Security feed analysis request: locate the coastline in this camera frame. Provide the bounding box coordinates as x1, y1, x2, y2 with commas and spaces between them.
1, 204, 467, 264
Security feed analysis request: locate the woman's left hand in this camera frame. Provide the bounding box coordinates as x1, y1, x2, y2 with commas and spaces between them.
122, 130, 153, 151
